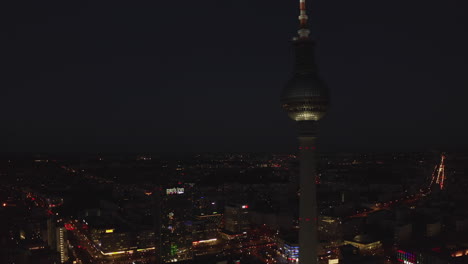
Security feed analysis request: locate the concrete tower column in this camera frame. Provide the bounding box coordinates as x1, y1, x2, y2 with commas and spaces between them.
298, 122, 318, 264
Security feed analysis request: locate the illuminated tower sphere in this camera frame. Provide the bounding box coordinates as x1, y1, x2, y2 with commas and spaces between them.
280, 0, 329, 264
281, 14, 329, 121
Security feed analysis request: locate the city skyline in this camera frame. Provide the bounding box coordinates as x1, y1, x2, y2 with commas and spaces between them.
2, 1, 468, 264
3, 0, 468, 153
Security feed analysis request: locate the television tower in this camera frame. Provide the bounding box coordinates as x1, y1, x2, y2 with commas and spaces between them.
280, 0, 329, 263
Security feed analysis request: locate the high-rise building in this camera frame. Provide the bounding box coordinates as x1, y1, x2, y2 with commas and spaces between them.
192, 214, 223, 256
46, 218, 69, 263
56, 225, 68, 263
155, 184, 194, 263
193, 213, 222, 242
223, 204, 250, 235
46, 218, 56, 250
280, 0, 330, 263
277, 232, 300, 263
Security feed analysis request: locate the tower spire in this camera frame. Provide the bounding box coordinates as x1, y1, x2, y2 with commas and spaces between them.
298, 0, 310, 39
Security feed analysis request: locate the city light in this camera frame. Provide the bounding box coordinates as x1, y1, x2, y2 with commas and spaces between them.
192, 238, 217, 245
166, 187, 184, 195
101, 250, 126, 255
2, 0, 465, 264
136, 247, 156, 252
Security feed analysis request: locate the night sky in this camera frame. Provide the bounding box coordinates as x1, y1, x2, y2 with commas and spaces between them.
2, 0, 468, 153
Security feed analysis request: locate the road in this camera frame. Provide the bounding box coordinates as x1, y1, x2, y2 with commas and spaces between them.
347, 192, 424, 219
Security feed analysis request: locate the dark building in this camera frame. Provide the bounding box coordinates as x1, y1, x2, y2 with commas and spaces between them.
84, 215, 155, 256
223, 204, 250, 235
192, 214, 222, 242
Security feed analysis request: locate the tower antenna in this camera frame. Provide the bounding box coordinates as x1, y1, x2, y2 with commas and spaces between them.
298, 0, 311, 39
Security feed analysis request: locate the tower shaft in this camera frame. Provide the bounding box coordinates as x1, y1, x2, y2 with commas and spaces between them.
298, 122, 318, 264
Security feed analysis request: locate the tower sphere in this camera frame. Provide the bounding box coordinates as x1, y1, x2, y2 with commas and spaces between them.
281, 40, 329, 122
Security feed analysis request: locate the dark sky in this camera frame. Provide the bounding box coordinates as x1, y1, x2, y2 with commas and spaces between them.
2, 0, 468, 153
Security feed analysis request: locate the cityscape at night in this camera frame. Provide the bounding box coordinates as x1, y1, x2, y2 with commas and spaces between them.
2, 152, 468, 264
2, 0, 468, 264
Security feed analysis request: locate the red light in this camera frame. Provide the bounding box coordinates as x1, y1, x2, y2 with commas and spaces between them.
306, 218, 310, 221
432, 247, 441, 253
64, 223, 75, 231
